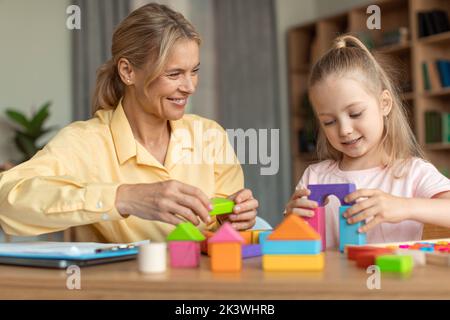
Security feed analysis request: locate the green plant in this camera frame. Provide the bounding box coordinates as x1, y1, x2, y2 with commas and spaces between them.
5, 101, 57, 162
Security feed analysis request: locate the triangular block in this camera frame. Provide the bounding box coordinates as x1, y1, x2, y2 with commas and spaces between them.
208, 222, 245, 244
268, 214, 320, 240
167, 222, 206, 241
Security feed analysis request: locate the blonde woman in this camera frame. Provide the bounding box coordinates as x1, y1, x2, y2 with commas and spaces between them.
285, 35, 450, 248
0, 3, 258, 242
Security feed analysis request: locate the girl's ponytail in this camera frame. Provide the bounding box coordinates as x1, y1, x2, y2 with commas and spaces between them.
91, 59, 124, 114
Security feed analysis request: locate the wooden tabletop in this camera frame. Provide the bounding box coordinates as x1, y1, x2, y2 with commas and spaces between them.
0, 251, 449, 299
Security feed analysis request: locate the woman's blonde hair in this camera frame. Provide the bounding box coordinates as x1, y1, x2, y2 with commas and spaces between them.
92, 3, 201, 114
308, 34, 424, 173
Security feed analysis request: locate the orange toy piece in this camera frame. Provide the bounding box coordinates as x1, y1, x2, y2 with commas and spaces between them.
268, 214, 320, 240
239, 231, 253, 245
210, 242, 242, 272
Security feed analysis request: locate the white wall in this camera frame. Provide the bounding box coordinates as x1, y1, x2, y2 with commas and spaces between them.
0, 0, 72, 164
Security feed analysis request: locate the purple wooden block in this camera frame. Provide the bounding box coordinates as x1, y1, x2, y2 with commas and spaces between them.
242, 244, 262, 259
307, 183, 356, 206
304, 206, 326, 251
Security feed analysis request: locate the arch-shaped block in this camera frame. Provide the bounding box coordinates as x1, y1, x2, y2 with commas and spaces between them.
307, 183, 356, 206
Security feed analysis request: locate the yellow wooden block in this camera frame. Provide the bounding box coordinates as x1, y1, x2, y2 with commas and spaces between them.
251, 230, 263, 244
262, 253, 324, 271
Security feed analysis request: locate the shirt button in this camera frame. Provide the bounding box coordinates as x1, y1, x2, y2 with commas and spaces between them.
101, 213, 109, 221
96, 201, 103, 209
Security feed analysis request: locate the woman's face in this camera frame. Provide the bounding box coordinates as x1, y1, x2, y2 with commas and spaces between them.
133, 39, 200, 121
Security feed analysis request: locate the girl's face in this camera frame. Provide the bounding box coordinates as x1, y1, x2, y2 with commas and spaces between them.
309, 74, 391, 165
133, 39, 200, 121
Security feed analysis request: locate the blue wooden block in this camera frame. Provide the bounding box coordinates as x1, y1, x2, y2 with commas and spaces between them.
260, 234, 321, 255
258, 231, 273, 245
339, 205, 366, 252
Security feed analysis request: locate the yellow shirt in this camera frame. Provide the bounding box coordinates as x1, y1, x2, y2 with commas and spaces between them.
0, 102, 244, 242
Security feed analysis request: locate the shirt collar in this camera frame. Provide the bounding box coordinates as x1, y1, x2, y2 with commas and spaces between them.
110, 100, 193, 167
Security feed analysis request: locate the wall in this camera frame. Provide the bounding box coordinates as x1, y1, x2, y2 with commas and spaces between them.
0, 0, 72, 164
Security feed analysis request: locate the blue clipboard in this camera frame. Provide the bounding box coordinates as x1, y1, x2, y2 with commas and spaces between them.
0, 243, 140, 269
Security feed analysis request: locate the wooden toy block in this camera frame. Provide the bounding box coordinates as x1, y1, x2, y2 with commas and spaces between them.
200, 231, 214, 255
394, 249, 426, 266
339, 206, 366, 252
242, 244, 262, 259
258, 231, 273, 245
166, 222, 206, 242
268, 214, 320, 241
251, 230, 266, 244
262, 253, 325, 271
168, 241, 200, 268
239, 230, 253, 245
354, 248, 395, 269
375, 255, 414, 274
138, 242, 167, 273
209, 198, 235, 216
210, 242, 242, 272
208, 222, 245, 244
260, 234, 321, 255
307, 183, 356, 206
346, 245, 389, 260
304, 206, 326, 250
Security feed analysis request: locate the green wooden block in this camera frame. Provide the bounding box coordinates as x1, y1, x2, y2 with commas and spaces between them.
166, 222, 206, 241
375, 255, 413, 274
209, 198, 235, 216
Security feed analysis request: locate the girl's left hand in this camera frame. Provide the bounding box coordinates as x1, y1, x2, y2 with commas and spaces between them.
343, 189, 410, 233
217, 189, 258, 230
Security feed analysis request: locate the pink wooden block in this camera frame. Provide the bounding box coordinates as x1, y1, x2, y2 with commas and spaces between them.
168, 241, 201, 268
303, 207, 326, 251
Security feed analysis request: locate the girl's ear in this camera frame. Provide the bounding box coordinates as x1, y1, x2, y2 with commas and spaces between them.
117, 58, 135, 86
380, 90, 393, 116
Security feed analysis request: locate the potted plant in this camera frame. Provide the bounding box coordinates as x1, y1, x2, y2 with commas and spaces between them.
3, 101, 57, 165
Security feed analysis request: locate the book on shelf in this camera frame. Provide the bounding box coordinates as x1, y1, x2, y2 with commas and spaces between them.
379, 27, 409, 47
418, 10, 450, 38
422, 60, 450, 91
425, 111, 450, 144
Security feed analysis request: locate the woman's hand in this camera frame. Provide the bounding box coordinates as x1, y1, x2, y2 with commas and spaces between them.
115, 180, 212, 226
344, 189, 410, 233
217, 189, 258, 230
285, 186, 318, 217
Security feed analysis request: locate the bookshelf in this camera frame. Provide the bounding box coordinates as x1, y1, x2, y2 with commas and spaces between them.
288, 0, 450, 183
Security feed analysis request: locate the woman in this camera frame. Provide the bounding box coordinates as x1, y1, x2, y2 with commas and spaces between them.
0, 3, 258, 243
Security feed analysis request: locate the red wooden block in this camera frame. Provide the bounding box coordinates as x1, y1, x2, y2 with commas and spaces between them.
346, 246, 384, 260
355, 248, 395, 269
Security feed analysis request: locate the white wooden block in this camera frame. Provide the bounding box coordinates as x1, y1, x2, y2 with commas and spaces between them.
138, 242, 167, 273
394, 249, 426, 266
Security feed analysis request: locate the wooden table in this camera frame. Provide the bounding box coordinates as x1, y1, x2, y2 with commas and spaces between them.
0, 251, 449, 299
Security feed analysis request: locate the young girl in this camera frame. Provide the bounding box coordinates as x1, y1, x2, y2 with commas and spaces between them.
285, 35, 450, 248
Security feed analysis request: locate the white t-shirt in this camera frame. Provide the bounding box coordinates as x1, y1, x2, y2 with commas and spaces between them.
298, 158, 450, 248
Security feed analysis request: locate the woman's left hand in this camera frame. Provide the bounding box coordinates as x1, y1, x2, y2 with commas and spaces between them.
217, 189, 258, 230
343, 189, 410, 233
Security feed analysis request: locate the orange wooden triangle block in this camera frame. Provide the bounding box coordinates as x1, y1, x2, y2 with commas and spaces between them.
268, 214, 320, 240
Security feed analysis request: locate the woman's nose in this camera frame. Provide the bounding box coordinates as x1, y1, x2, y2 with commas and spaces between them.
180, 76, 195, 94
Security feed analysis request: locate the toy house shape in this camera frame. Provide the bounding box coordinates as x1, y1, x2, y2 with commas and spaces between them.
208, 222, 245, 272
267, 214, 320, 241
167, 222, 205, 268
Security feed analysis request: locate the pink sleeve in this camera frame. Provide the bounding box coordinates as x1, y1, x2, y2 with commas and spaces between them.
296, 165, 313, 189
413, 161, 450, 198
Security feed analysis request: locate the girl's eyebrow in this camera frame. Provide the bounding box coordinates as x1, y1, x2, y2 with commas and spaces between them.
318, 102, 363, 116
165, 62, 200, 73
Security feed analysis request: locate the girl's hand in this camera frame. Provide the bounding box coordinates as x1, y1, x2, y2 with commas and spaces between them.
284, 186, 318, 217
217, 189, 258, 230
344, 189, 410, 233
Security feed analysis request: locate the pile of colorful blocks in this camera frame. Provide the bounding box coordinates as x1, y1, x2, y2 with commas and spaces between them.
260, 214, 324, 271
